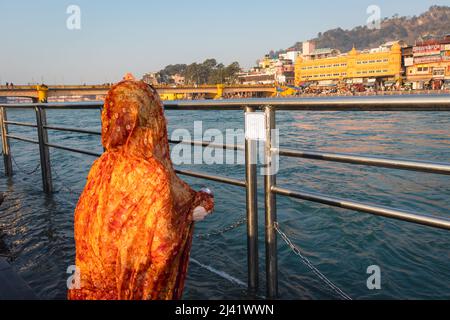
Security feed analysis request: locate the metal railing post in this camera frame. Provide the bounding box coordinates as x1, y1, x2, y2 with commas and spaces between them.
35, 106, 53, 193
0, 107, 13, 176
264, 106, 278, 298
244, 106, 259, 294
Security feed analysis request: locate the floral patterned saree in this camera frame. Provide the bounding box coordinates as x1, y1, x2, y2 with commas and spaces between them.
68, 80, 213, 300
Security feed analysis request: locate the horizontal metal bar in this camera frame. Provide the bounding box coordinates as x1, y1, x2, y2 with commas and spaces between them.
45, 142, 102, 157
6, 134, 39, 144
44, 125, 101, 135
168, 139, 244, 151
164, 95, 450, 111
0, 102, 103, 110
0, 101, 240, 110
43, 142, 247, 188
278, 148, 450, 175
272, 186, 450, 231
4, 121, 37, 128
164, 103, 243, 111
175, 169, 246, 187
1, 95, 450, 111
8, 135, 244, 187
268, 95, 450, 111
41, 102, 103, 110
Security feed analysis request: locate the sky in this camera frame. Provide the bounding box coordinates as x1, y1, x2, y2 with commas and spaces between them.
0, 0, 448, 84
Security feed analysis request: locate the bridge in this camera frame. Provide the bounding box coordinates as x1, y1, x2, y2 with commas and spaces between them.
0, 84, 276, 102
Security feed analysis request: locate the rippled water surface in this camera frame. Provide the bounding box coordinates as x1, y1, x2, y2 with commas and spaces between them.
0, 102, 449, 300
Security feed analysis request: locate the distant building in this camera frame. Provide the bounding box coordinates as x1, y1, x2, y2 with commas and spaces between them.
302, 41, 316, 56
302, 42, 341, 61
243, 54, 281, 85
380, 40, 408, 51
274, 59, 295, 85
258, 54, 275, 70
171, 74, 185, 85
279, 49, 302, 63
237, 68, 275, 85
142, 72, 160, 85
406, 36, 450, 89
402, 46, 414, 80
295, 42, 403, 87
305, 48, 341, 60
248, 52, 296, 85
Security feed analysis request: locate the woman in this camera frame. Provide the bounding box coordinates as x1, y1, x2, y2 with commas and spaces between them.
68, 79, 214, 300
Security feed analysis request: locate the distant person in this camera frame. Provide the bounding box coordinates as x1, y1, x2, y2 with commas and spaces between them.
68, 75, 214, 300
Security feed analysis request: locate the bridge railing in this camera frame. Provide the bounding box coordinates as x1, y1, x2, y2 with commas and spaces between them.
1, 95, 450, 299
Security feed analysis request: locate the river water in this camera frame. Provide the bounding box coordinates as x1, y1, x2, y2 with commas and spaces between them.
0, 102, 449, 300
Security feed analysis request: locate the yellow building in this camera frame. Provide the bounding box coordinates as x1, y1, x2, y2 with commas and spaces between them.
295, 43, 402, 85
259, 55, 273, 69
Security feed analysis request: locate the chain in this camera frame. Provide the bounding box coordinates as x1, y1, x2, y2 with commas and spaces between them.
274, 222, 352, 300
50, 164, 82, 196
195, 214, 247, 240
11, 154, 40, 176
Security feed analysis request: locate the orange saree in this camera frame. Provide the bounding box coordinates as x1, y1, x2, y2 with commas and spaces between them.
68, 80, 213, 300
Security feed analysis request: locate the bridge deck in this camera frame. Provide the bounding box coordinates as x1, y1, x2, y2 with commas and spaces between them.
0, 84, 276, 100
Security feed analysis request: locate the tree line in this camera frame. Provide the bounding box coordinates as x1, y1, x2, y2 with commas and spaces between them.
157, 59, 241, 85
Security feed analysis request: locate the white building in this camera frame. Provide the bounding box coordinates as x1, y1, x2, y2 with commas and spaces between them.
279, 50, 302, 63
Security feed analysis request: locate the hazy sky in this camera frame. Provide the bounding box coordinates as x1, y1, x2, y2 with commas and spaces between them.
0, 0, 448, 84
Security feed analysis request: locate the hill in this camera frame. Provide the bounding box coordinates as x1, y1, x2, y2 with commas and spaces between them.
285, 5, 450, 53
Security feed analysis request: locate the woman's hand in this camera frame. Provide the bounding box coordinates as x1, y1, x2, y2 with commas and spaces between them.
193, 206, 211, 222
192, 187, 214, 222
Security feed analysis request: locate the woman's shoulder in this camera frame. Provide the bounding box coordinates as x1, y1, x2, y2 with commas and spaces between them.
83, 151, 172, 202
100, 151, 170, 181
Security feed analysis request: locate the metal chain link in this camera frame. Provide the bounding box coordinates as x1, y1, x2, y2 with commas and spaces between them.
0, 153, 41, 199
11, 154, 40, 176
274, 222, 352, 300
50, 164, 82, 196
195, 214, 247, 240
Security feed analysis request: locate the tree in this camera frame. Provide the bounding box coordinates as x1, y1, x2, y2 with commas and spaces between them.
157, 59, 242, 85
224, 62, 241, 84
184, 63, 200, 85
159, 64, 187, 84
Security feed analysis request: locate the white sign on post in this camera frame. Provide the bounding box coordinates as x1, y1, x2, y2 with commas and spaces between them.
245, 112, 266, 141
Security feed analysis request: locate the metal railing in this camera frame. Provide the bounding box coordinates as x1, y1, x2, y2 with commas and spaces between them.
1, 95, 450, 299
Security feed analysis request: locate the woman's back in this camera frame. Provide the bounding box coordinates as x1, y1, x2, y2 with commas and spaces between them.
68, 80, 213, 300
